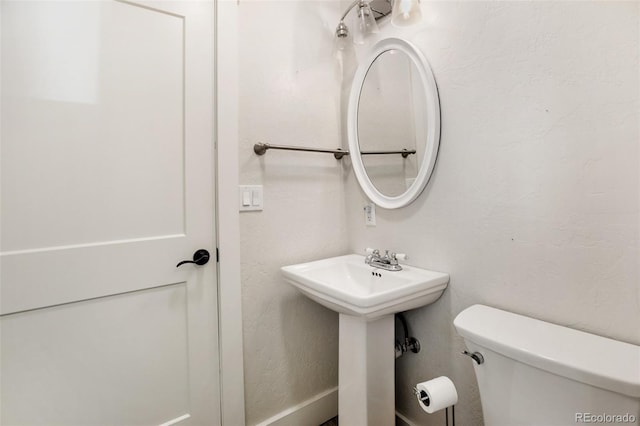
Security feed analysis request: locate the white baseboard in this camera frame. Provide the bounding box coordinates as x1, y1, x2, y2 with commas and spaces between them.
255, 387, 338, 426
396, 411, 420, 426
253, 389, 420, 426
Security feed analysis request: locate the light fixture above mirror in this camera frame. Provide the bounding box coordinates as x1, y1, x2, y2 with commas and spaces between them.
391, 0, 422, 26
335, 0, 422, 48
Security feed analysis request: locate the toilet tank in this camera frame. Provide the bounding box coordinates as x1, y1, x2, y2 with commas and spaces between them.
454, 305, 640, 426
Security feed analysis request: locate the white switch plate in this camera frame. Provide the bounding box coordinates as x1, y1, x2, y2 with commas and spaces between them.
239, 185, 263, 211
364, 202, 376, 226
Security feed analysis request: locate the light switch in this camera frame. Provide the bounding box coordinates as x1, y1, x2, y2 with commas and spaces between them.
242, 190, 251, 206
239, 185, 263, 211
252, 188, 262, 206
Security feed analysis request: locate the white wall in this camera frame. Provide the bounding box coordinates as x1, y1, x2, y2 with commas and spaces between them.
237, 1, 639, 425
237, 1, 347, 424
344, 2, 640, 425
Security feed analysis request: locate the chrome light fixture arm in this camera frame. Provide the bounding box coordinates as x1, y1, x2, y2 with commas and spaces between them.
335, 0, 365, 40
340, 0, 363, 23
334, 0, 421, 44
335, 0, 386, 41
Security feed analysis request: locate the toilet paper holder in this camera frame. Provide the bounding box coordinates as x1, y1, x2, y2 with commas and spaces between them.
413, 386, 456, 425
413, 387, 430, 406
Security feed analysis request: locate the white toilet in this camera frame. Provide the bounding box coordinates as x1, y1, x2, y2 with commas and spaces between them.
454, 304, 640, 426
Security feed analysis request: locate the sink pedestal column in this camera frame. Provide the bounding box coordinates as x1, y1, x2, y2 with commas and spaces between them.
338, 314, 395, 426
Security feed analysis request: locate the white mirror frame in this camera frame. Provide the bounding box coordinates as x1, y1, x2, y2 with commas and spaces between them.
347, 37, 441, 210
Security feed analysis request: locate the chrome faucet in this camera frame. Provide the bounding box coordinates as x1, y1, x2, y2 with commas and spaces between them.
365, 248, 403, 271
364, 248, 380, 265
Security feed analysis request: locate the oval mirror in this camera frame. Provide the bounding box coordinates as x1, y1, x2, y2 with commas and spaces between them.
347, 38, 440, 209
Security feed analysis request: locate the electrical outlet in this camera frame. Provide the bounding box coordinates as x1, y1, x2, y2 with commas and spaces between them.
364, 202, 376, 226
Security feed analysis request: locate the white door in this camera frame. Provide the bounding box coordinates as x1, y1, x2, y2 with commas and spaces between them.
0, 1, 220, 425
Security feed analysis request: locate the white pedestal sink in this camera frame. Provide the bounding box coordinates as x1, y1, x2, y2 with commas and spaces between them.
281, 254, 449, 425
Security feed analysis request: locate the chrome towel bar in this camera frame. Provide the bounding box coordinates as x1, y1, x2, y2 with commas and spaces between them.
253, 143, 416, 160
254, 142, 348, 159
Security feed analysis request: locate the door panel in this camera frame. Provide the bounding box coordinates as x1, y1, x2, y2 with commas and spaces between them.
2, 0, 185, 251
0, 1, 220, 424
1, 236, 188, 314
2, 285, 191, 425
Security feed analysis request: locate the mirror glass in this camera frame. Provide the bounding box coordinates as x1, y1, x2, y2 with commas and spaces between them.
347, 38, 440, 209
357, 50, 426, 197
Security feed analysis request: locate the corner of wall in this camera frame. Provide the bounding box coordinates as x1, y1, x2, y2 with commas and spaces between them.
217, 0, 246, 424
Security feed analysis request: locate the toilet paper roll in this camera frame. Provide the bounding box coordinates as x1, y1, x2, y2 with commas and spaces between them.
415, 376, 458, 414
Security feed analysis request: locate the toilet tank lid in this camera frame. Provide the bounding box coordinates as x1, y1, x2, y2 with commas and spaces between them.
454, 304, 640, 398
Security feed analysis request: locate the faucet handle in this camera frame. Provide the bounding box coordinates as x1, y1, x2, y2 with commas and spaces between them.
364, 248, 380, 264
365, 248, 381, 258
365, 248, 406, 262
388, 252, 407, 266
387, 252, 407, 260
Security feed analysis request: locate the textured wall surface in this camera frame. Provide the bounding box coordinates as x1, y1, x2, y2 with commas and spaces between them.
237, 2, 348, 425
238, 1, 639, 425
343, 2, 640, 425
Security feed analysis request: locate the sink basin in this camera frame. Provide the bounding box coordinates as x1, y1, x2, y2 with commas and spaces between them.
281, 254, 449, 320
